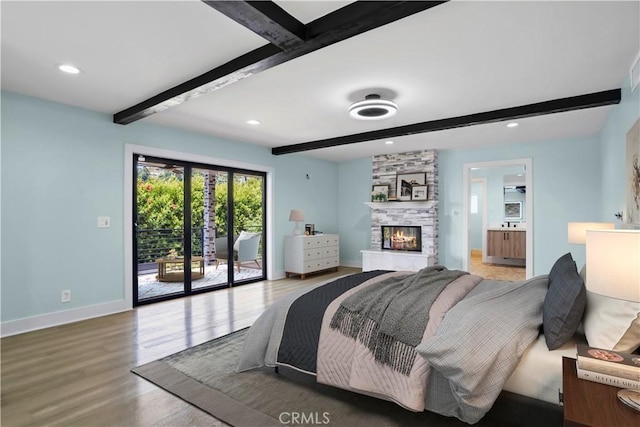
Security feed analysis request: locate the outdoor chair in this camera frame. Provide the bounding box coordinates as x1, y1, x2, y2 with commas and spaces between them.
215, 232, 262, 272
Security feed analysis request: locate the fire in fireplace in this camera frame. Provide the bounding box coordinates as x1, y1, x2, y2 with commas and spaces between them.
381, 225, 422, 252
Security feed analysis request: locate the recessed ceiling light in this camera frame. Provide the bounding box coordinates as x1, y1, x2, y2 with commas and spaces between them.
58, 64, 81, 74
349, 94, 398, 120
246, 119, 261, 125
506, 122, 519, 128
385, 140, 394, 145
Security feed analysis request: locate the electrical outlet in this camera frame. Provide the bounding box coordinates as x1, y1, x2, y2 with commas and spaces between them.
98, 216, 110, 228
61, 290, 71, 303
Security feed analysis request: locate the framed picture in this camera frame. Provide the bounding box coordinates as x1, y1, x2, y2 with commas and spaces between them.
371, 184, 390, 202
396, 173, 426, 201
411, 185, 428, 201
304, 223, 315, 235
504, 201, 523, 220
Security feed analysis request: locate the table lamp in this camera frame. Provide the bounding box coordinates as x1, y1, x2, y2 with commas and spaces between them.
289, 209, 305, 235
585, 229, 640, 302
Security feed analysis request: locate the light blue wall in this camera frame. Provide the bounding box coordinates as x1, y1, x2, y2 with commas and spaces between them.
600, 84, 640, 221
1, 91, 339, 322
337, 157, 372, 266
4, 80, 638, 325
471, 165, 527, 226
438, 136, 602, 276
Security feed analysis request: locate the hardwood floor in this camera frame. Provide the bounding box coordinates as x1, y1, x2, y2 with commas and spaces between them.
1, 267, 360, 426
469, 249, 526, 281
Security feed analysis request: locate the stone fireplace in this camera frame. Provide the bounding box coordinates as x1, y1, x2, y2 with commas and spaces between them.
368, 150, 438, 263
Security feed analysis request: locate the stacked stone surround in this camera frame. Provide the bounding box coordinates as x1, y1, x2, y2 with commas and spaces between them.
370, 150, 438, 262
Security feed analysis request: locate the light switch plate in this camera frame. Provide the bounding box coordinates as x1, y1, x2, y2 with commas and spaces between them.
98, 216, 110, 228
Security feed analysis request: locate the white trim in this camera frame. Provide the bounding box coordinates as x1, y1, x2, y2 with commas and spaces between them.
470, 177, 489, 264
630, 50, 640, 91
124, 144, 276, 310
341, 259, 363, 268
462, 158, 533, 278
1, 300, 130, 338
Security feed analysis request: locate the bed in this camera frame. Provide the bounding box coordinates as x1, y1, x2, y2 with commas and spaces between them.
236, 253, 640, 425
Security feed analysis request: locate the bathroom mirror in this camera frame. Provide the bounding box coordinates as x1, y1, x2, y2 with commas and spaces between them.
503, 174, 526, 222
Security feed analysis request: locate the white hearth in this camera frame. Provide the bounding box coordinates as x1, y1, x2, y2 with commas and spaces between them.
361, 250, 435, 272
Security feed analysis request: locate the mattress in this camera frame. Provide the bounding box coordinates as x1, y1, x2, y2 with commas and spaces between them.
503, 333, 587, 404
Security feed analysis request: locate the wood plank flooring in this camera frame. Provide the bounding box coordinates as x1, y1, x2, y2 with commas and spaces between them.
469, 249, 526, 281
1, 267, 360, 426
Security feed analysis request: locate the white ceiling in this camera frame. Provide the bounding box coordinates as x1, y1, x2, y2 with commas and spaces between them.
2, 1, 639, 162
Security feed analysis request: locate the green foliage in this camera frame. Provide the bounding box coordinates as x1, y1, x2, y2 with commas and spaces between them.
136, 172, 263, 261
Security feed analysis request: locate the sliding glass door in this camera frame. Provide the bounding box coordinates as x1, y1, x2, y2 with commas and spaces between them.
133, 154, 266, 305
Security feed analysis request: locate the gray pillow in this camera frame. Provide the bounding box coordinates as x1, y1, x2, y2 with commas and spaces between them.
543, 253, 586, 350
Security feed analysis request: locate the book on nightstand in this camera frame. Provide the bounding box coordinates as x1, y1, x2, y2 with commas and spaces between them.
576, 365, 640, 390
576, 344, 640, 385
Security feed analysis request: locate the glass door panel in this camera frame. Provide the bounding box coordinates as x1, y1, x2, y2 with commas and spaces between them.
191, 168, 230, 291
232, 173, 266, 283
135, 157, 185, 302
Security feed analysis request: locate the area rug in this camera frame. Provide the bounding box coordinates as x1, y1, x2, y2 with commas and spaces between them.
132, 329, 561, 427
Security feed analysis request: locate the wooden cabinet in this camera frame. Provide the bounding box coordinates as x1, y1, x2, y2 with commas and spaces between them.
284, 234, 339, 279
487, 230, 526, 259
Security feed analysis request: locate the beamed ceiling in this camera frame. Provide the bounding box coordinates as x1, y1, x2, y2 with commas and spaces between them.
1, 1, 639, 161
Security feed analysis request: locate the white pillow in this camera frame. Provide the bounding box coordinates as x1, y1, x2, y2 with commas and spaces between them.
233, 231, 260, 251
583, 290, 640, 352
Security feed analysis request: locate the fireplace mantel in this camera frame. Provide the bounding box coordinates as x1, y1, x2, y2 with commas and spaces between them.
365, 201, 437, 209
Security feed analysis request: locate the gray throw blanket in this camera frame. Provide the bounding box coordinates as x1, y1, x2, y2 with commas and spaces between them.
329, 266, 467, 375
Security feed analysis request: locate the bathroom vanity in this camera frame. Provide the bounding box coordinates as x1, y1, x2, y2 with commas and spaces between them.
486, 228, 526, 259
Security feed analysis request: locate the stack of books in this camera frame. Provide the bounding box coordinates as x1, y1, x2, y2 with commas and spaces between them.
576, 344, 640, 391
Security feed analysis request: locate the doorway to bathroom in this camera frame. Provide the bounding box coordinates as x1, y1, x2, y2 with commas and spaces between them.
462, 159, 533, 280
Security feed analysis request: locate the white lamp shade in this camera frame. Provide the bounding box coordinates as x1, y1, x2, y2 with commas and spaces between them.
568, 222, 615, 244
586, 229, 640, 302
289, 209, 304, 222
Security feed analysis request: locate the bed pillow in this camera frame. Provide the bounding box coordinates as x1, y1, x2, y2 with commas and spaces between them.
583, 290, 640, 353
543, 253, 586, 350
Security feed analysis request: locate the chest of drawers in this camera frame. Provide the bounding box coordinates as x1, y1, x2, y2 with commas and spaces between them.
284, 234, 339, 279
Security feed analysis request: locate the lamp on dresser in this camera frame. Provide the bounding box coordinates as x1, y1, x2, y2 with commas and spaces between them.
289, 209, 305, 235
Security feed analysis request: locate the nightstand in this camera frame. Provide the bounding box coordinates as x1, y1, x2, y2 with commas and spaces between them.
562, 357, 640, 426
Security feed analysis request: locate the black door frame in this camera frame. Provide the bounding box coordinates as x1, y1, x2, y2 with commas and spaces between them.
132, 153, 267, 306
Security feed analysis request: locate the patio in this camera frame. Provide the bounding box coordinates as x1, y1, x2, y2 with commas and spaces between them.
137, 261, 263, 300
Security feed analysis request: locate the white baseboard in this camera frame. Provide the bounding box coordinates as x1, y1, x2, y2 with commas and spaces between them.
270, 270, 286, 281
340, 259, 363, 269
1, 300, 132, 338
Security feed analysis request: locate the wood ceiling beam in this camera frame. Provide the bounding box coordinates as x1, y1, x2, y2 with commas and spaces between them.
202, 1, 306, 50
271, 89, 622, 155
113, 1, 447, 125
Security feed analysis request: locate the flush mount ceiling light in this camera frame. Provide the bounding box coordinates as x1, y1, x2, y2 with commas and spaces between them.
349, 94, 398, 120
58, 64, 80, 74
